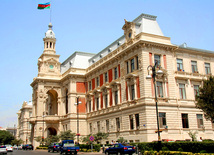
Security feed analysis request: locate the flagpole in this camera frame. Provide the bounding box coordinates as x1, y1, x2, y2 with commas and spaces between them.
50, 1, 52, 23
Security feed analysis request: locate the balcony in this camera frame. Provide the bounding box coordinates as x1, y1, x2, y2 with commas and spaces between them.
44, 115, 60, 123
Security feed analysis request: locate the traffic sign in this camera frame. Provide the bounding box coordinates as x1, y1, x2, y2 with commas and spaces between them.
89, 136, 94, 141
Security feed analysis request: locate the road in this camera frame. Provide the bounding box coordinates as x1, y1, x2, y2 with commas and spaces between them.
6, 150, 104, 155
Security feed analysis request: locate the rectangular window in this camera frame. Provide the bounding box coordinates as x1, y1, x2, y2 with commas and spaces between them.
182, 114, 189, 128
191, 61, 198, 73
131, 85, 135, 100
179, 84, 186, 99
105, 72, 108, 83
89, 101, 91, 112
114, 91, 118, 105
106, 120, 109, 132
177, 58, 183, 71
154, 55, 161, 66
114, 67, 118, 79
135, 114, 140, 129
194, 85, 199, 97
97, 121, 100, 132
205, 63, 211, 74
156, 82, 163, 97
131, 58, 135, 72
89, 81, 92, 90
129, 115, 134, 130
136, 56, 139, 70
116, 117, 120, 131
89, 123, 92, 133
96, 98, 99, 110
159, 112, 166, 128
197, 114, 204, 128
126, 61, 129, 74
212, 120, 214, 129
105, 95, 108, 108
96, 77, 99, 87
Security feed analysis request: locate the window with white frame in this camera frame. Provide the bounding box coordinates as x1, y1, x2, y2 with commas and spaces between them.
104, 94, 108, 108
96, 77, 100, 87
131, 58, 135, 72
104, 72, 108, 83
197, 114, 204, 128
96, 97, 99, 111
126, 61, 129, 74
89, 81, 92, 90
156, 81, 163, 97
114, 90, 118, 105
154, 54, 161, 66
194, 85, 199, 97
182, 113, 189, 128
126, 56, 139, 74
135, 114, 140, 129
179, 84, 186, 99
88, 101, 91, 112
205, 63, 211, 74
114, 67, 118, 80
191, 61, 198, 73
131, 84, 135, 100
129, 115, 134, 130
159, 112, 166, 128
177, 58, 183, 71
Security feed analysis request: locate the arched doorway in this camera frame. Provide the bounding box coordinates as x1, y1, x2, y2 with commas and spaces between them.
46, 90, 58, 115
47, 127, 57, 136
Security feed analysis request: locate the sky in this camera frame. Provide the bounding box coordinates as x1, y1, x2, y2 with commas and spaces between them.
0, 0, 213, 128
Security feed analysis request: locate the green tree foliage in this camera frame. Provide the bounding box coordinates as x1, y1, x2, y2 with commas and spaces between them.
117, 137, 127, 143
195, 76, 214, 121
35, 136, 43, 145
45, 135, 60, 146
59, 130, 76, 141
188, 130, 198, 141
94, 132, 109, 144
11, 138, 24, 146
0, 130, 14, 145
81, 134, 93, 144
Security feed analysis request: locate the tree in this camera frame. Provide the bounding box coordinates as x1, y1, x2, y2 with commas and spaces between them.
81, 134, 93, 144
188, 130, 198, 141
35, 136, 43, 145
195, 76, 214, 121
59, 130, 76, 141
0, 130, 14, 145
117, 137, 127, 143
94, 132, 109, 144
45, 135, 60, 146
11, 138, 24, 146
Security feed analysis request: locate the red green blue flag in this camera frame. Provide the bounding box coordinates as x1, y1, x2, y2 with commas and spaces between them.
37, 2, 51, 9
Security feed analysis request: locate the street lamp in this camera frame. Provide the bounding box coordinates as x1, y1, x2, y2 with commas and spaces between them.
75, 96, 82, 144
146, 61, 163, 151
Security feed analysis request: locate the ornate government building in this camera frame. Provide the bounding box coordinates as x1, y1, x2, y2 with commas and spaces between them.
17, 13, 214, 147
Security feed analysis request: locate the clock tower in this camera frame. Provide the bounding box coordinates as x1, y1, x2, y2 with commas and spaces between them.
37, 23, 61, 78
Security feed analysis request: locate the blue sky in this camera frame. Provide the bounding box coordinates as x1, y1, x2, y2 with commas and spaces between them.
0, 0, 213, 128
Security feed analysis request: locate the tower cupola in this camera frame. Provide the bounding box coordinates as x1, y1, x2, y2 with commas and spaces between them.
43, 23, 56, 54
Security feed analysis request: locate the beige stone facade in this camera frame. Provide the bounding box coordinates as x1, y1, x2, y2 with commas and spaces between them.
25, 13, 214, 147
17, 101, 32, 144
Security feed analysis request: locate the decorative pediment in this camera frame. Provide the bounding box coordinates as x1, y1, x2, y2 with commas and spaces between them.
122, 19, 136, 42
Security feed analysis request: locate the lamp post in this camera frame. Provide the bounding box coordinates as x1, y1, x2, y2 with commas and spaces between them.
75, 96, 82, 144
146, 61, 163, 151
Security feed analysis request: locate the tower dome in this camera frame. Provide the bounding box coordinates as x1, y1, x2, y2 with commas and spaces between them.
45, 23, 55, 38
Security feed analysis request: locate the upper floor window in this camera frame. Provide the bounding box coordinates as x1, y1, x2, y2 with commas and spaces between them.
179, 84, 186, 99
116, 117, 120, 131
197, 114, 204, 128
89, 81, 92, 90
205, 63, 211, 74
159, 112, 166, 128
154, 55, 160, 66
194, 85, 199, 97
156, 82, 163, 97
126, 61, 129, 74
131, 85, 135, 100
106, 120, 109, 132
177, 58, 183, 71
182, 113, 189, 128
131, 58, 135, 72
88, 101, 91, 112
104, 94, 108, 108
96, 77, 99, 87
89, 123, 92, 134
191, 61, 198, 73
96, 98, 99, 110
136, 56, 139, 70
104, 72, 108, 83
114, 90, 118, 105
114, 67, 118, 80
135, 114, 140, 129
129, 115, 134, 130
97, 121, 100, 132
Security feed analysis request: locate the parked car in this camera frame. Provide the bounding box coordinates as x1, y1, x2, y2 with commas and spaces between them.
105, 143, 135, 155
22, 144, 34, 150
48, 142, 60, 152
0, 146, 7, 154
5, 145, 13, 152
59, 140, 80, 155
17, 145, 23, 150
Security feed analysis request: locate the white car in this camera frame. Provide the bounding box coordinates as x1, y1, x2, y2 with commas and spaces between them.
0, 145, 7, 154
5, 145, 13, 152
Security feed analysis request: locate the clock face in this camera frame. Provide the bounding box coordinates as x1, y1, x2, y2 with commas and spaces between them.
49, 65, 54, 69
